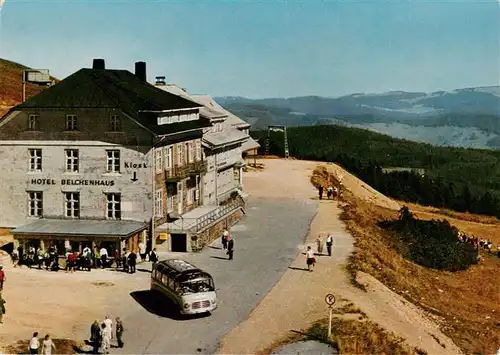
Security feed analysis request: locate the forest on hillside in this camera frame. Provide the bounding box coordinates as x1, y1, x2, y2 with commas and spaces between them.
252, 125, 500, 218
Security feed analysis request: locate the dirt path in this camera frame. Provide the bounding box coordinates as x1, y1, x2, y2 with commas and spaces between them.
218, 159, 462, 354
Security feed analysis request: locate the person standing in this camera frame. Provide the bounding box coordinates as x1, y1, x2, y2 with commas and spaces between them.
316, 235, 324, 255
227, 236, 234, 260
29, 332, 40, 354
318, 186, 323, 200
0, 293, 6, 323
127, 251, 137, 274
100, 246, 108, 268
326, 234, 333, 257
306, 246, 315, 272
149, 248, 158, 271
113, 249, 121, 268
103, 316, 113, 340
0, 266, 5, 291
139, 241, 147, 262
115, 317, 124, 348
41, 334, 56, 355
100, 323, 111, 354
221, 229, 229, 250
90, 319, 100, 343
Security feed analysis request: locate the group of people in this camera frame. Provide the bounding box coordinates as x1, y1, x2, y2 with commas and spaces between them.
10, 243, 159, 274
305, 233, 335, 272
318, 185, 339, 200
89, 316, 124, 354
28, 332, 57, 355
221, 229, 235, 260
457, 231, 500, 258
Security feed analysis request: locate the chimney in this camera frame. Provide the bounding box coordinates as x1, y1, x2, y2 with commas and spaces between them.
92, 58, 105, 70
155, 76, 166, 86
135, 61, 146, 82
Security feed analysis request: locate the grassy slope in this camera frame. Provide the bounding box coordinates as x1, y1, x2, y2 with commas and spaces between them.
340, 187, 500, 355
0, 58, 57, 117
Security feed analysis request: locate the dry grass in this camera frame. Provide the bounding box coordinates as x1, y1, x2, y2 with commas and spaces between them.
260, 312, 416, 355
339, 189, 500, 355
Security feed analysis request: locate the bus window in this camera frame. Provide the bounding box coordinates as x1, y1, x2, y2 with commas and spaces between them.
161, 273, 168, 285
179, 278, 214, 295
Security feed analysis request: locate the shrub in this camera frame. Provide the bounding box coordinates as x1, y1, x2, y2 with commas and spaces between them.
377, 206, 478, 271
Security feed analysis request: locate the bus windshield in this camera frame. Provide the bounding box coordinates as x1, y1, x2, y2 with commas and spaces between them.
179, 278, 214, 295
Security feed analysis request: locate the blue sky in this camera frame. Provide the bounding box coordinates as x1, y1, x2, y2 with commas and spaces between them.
0, 0, 499, 98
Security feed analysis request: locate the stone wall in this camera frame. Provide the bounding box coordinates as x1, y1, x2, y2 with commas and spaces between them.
190, 208, 244, 252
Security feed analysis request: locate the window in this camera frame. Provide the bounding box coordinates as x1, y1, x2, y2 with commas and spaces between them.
188, 141, 194, 163
66, 115, 78, 131
109, 115, 121, 131
177, 144, 184, 166
28, 114, 40, 131
167, 184, 174, 212
165, 146, 172, 169
195, 175, 200, 201
155, 149, 163, 172
187, 187, 193, 205
65, 149, 79, 172
28, 191, 43, 217
106, 150, 120, 172
185, 142, 190, 164
155, 189, 163, 217
195, 140, 202, 161
28, 148, 42, 171
106, 193, 121, 219
65, 192, 80, 218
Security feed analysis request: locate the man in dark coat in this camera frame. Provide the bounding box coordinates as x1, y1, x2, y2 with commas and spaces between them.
227, 237, 234, 260
149, 248, 158, 271
115, 317, 124, 348
90, 319, 101, 354
127, 251, 137, 274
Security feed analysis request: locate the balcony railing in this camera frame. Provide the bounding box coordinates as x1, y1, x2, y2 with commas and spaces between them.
165, 160, 207, 181
168, 198, 244, 233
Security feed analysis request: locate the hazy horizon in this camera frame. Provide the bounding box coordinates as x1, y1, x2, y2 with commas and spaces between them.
0, 0, 498, 99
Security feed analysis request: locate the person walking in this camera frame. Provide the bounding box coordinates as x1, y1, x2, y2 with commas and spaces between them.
318, 186, 324, 200
306, 246, 315, 272
100, 323, 111, 354
122, 248, 129, 273
326, 234, 333, 257
0, 266, 5, 291
127, 251, 137, 274
0, 293, 6, 323
41, 334, 56, 355
115, 317, 124, 348
227, 236, 234, 260
99, 246, 108, 268
29, 332, 40, 354
149, 248, 158, 271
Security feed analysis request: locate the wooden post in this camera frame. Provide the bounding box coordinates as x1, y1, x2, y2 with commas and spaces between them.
328, 306, 333, 339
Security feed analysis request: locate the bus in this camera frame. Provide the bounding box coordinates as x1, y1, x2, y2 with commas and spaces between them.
151, 259, 218, 315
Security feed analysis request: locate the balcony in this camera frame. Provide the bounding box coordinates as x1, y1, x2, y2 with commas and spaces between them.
165, 160, 207, 181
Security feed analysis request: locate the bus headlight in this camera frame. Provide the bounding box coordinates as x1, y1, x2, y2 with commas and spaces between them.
184, 303, 190, 309
211, 300, 216, 304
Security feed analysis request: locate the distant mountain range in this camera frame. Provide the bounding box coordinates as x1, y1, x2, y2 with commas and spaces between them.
215, 86, 500, 149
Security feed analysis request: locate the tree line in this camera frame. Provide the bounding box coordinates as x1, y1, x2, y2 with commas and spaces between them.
252, 125, 500, 218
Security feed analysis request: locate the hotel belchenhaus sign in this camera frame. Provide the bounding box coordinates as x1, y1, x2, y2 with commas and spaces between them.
29, 178, 115, 186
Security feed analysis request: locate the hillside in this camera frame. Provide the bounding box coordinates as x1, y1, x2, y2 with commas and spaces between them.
253, 124, 500, 217
0, 58, 57, 117
215, 88, 500, 149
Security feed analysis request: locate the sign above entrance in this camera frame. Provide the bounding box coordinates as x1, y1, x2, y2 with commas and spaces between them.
30, 178, 115, 187
124, 162, 147, 169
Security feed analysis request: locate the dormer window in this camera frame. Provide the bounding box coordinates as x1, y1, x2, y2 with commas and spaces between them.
110, 115, 121, 131
66, 115, 78, 131
28, 114, 40, 131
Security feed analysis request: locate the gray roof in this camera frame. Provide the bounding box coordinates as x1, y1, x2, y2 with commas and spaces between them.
157, 85, 227, 120
203, 128, 248, 148
241, 136, 261, 151
11, 219, 148, 238
191, 95, 251, 129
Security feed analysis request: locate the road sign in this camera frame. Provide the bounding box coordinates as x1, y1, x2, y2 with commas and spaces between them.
325, 293, 336, 306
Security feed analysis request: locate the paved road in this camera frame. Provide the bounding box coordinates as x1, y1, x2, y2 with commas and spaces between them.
117, 196, 317, 354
